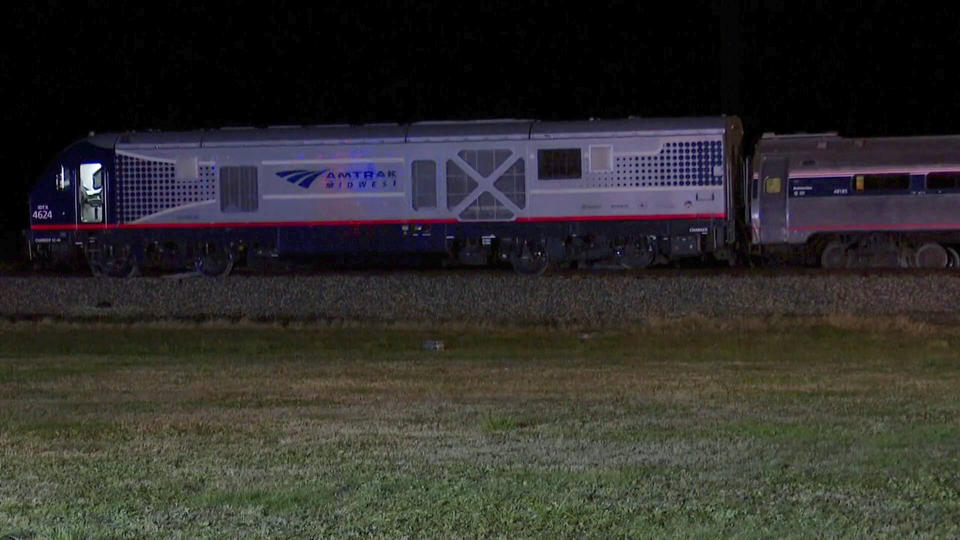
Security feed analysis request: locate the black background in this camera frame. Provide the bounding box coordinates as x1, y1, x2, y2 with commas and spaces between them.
6, 1, 960, 260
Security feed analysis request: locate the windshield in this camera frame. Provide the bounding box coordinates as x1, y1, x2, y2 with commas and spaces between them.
80, 163, 103, 194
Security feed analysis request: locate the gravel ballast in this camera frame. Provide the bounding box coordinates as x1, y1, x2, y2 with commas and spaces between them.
3, 271, 960, 326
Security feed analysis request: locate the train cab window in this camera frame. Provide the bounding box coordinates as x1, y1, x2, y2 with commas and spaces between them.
79, 163, 103, 223
56, 164, 73, 191
537, 148, 582, 180
411, 160, 437, 210
764, 176, 782, 194
854, 173, 910, 192
926, 172, 960, 191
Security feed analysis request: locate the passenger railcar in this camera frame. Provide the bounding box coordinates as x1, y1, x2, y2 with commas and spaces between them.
27, 117, 744, 275
751, 132, 960, 268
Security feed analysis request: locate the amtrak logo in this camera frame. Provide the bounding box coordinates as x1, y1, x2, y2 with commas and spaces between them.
277, 168, 399, 191
277, 169, 330, 188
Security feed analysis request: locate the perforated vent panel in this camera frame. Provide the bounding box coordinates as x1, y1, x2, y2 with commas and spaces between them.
591, 140, 724, 188
117, 154, 216, 223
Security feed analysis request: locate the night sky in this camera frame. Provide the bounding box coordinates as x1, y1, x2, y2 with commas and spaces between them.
6, 1, 960, 258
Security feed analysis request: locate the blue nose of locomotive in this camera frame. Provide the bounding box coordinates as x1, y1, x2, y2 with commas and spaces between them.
26, 135, 117, 264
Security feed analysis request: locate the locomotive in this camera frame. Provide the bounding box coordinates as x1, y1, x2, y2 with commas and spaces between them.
24, 116, 960, 276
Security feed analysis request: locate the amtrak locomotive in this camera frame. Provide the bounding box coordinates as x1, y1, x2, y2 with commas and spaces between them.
24, 116, 960, 275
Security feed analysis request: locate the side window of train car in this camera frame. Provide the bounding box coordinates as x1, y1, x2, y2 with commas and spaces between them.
854, 174, 910, 192
411, 160, 438, 210
926, 172, 960, 193
538, 148, 582, 180
220, 166, 259, 213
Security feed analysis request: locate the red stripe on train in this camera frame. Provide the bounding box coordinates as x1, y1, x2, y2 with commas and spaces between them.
515, 213, 726, 223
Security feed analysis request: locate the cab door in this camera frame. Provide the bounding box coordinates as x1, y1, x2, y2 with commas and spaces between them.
758, 157, 788, 244
77, 162, 105, 226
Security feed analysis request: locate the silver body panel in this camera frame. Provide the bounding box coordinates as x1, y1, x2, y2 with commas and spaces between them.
103, 117, 741, 228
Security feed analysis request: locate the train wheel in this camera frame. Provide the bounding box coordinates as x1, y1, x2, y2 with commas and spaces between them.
820, 241, 849, 269
509, 242, 549, 275
947, 247, 960, 269
104, 255, 139, 278
196, 246, 234, 277
616, 243, 655, 269
90, 245, 139, 278
915, 243, 949, 268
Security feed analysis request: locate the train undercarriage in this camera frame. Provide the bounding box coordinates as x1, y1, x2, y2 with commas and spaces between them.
29, 221, 735, 278
760, 233, 960, 269
32, 226, 960, 278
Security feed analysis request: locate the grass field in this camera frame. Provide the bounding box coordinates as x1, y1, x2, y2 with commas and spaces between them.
1, 318, 958, 537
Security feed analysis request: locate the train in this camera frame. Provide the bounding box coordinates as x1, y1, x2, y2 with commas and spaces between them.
24, 115, 960, 276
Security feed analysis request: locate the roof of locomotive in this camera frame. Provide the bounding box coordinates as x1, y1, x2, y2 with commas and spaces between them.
88, 116, 736, 150
756, 132, 960, 171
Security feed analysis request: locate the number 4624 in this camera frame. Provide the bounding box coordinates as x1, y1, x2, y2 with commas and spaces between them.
32, 209, 53, 220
